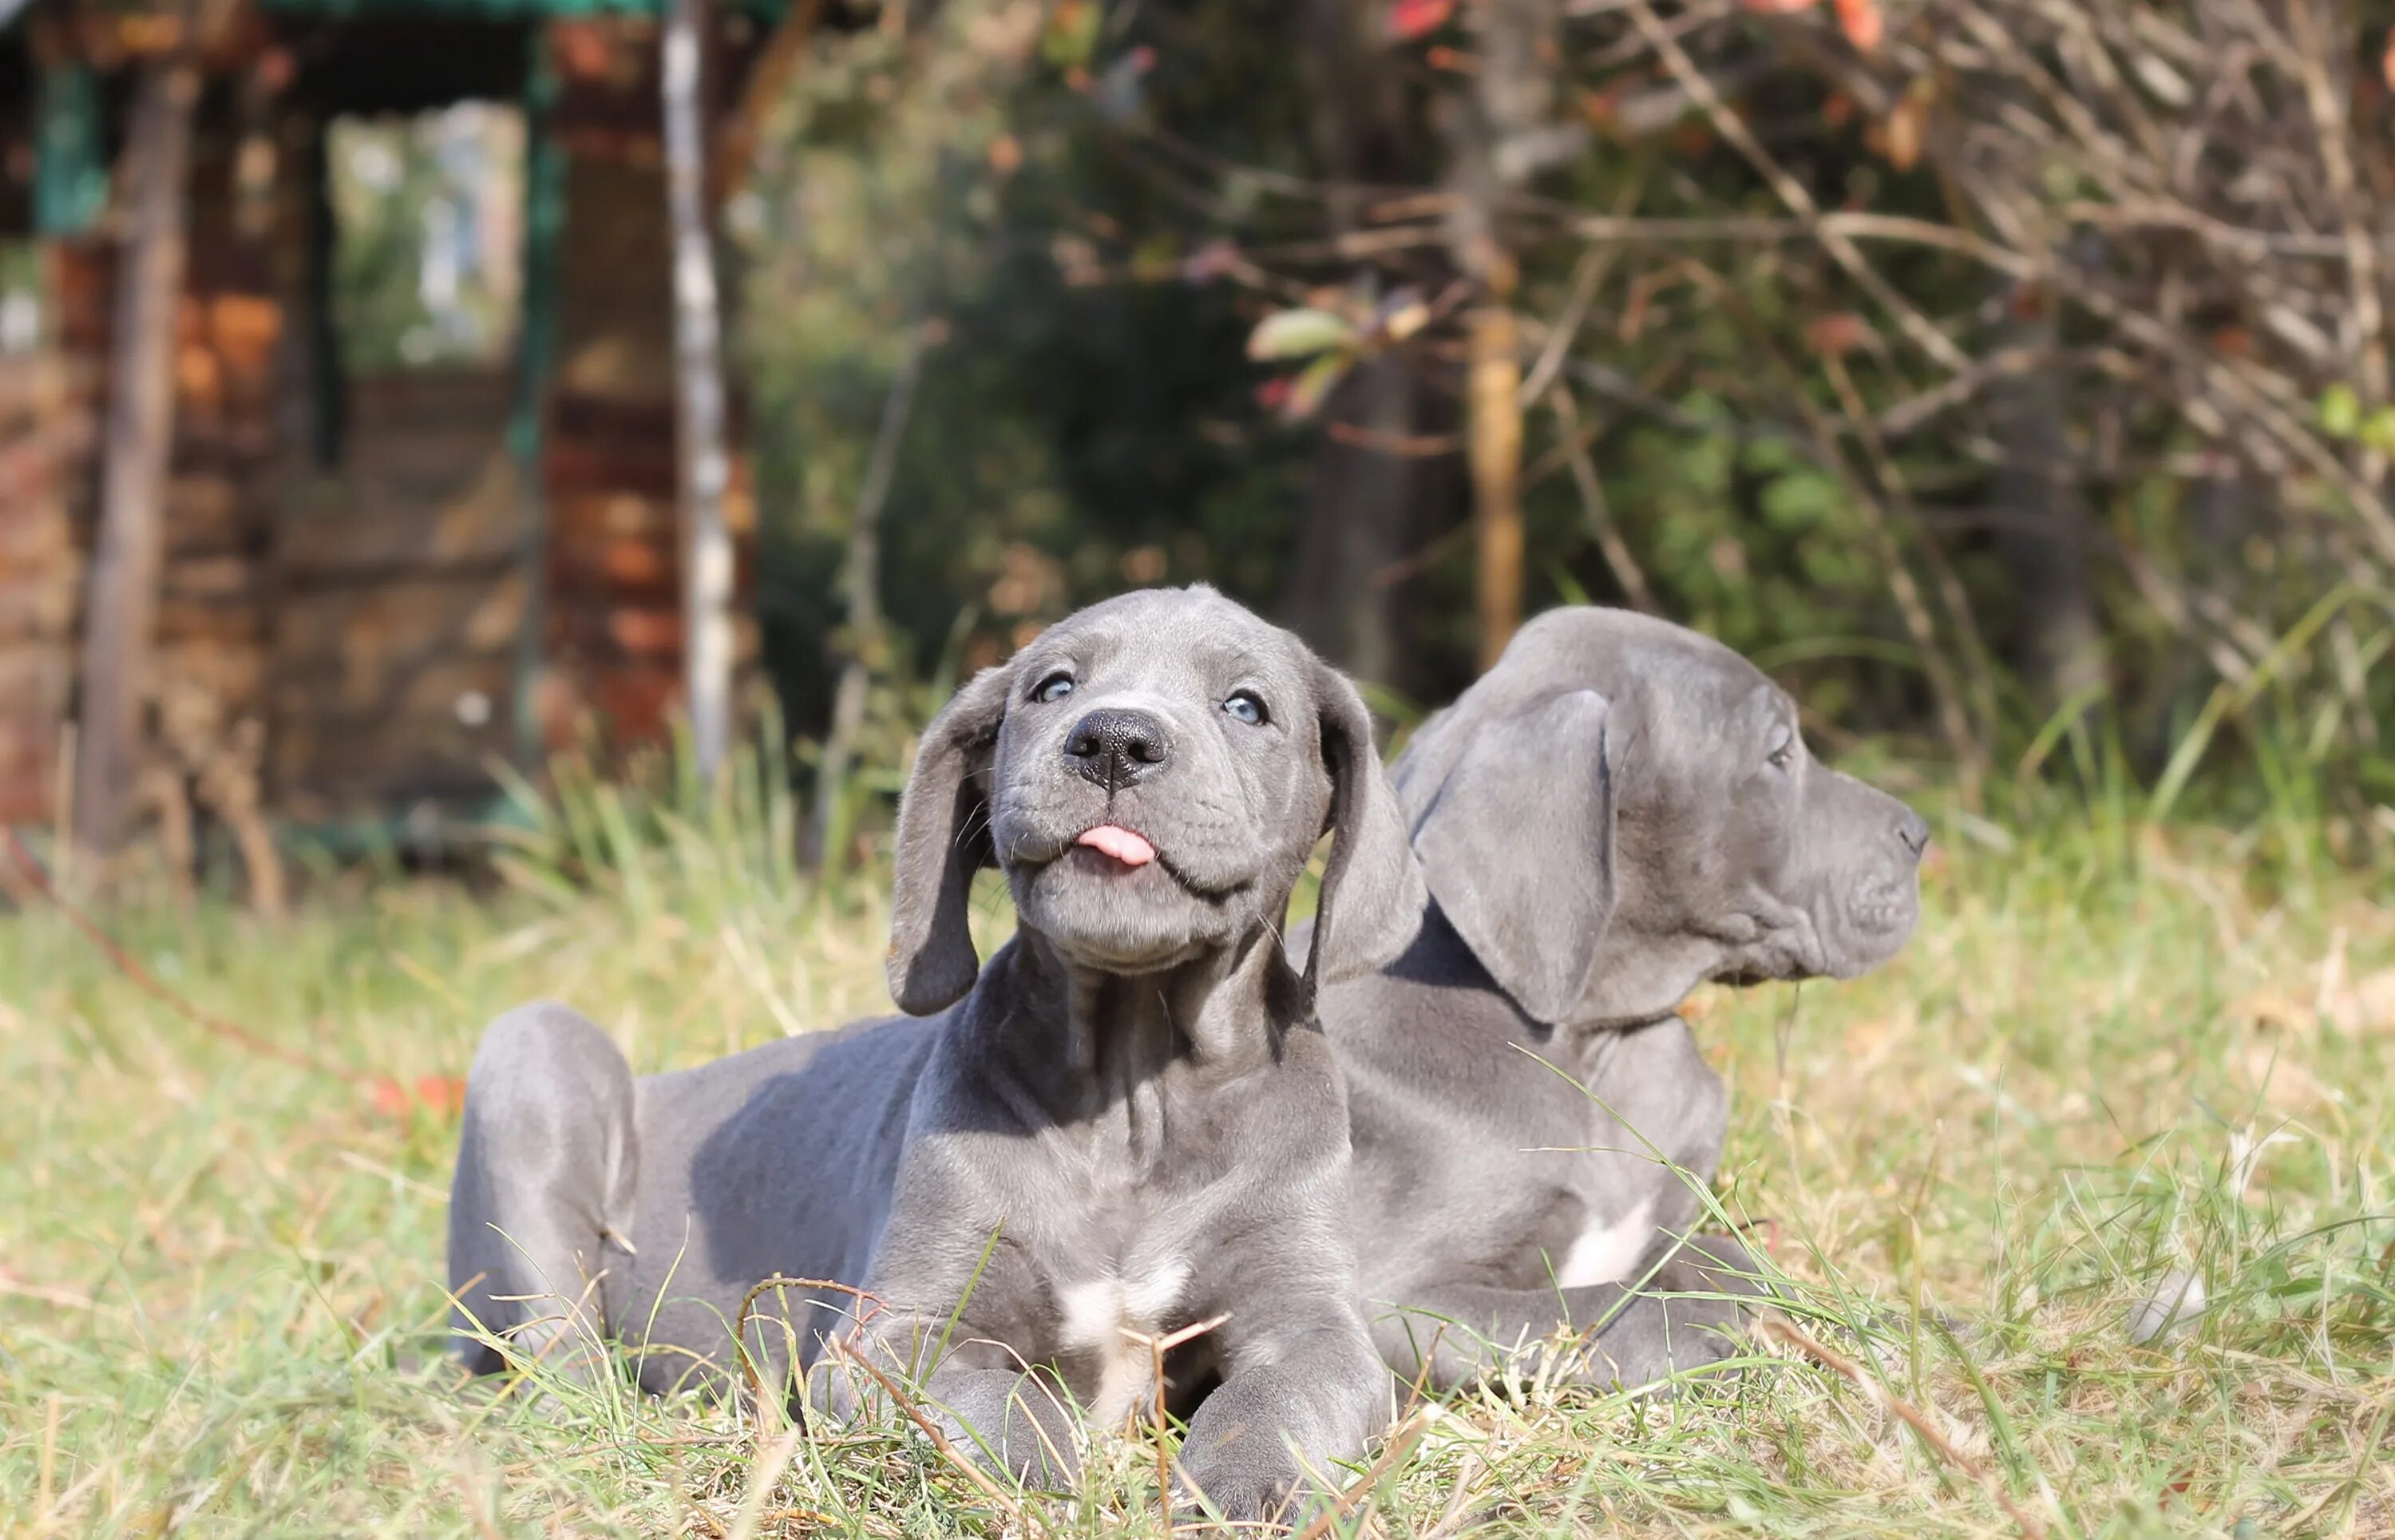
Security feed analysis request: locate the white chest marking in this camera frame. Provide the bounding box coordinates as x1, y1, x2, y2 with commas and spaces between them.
1556, 1198, 1656, 1288
1056, 1258, 1191, 1426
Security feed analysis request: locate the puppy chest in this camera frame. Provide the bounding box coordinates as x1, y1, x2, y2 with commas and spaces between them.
1051, 1256, 1193, 1426
1554, 1196, 1656, 1287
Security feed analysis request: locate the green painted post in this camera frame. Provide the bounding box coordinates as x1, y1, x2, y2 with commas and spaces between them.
34, 64, 109, 236
509, 25, 566, 771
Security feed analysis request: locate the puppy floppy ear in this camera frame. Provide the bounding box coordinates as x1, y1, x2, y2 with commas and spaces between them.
1304, 662, 1429, 992
1399, 688, 1617, 1025
886, 663, 1016, 1015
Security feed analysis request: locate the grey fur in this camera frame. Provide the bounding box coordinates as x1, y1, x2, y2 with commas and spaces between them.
1317, 606, 1928, 1391
447, 586, 1426, 1522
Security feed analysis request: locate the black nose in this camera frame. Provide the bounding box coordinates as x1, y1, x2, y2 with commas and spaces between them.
1063, 707, 1172, 792
1896, 807, 1930, 857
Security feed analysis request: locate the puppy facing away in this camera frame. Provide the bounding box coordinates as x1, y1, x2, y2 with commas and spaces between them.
446, 586, 1426, 1520
1312, 607, 1929, 1390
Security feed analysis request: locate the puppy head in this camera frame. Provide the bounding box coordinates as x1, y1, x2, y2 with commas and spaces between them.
1395, 608, 1926, 1027
885, 585, 1424, 1014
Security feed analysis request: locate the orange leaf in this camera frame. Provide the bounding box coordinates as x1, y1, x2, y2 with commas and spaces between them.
414, 1075, 469, 1120
1804, 311, 1873, 357
2384, 30, 2395, 92
1388, 0, 1454, 41
1881, 93, 1925, 170
1835, 0, 1883, 51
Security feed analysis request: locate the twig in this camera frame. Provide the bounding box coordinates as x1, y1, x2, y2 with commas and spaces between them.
1122, 1312, 1230, 1528
2, 826, 372, 1087
1762, 1316, 2049, 1540
1286, 1407, 1437, 1540
732, 1273, 889, 1421
808, 316, 937, 873
722, 1430, 803, 1540
826, 1336, 1043, 1533
1626, 0, 1973, 375
1545, 382, 1658, 613
1324, 419, 1461, 457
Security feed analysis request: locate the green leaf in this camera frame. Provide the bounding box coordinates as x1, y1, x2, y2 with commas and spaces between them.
2361, 406, 2395, 454
1282, 352, 1352, 421
1246, 307, 1355, 362
1040, 0, 1102, 71
2318, 382, 2361, 437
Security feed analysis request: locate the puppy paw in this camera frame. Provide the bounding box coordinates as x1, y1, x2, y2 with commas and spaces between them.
1176, 1457, 1307, 1527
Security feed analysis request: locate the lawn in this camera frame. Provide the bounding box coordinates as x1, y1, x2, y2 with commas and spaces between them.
2, 794, 2390, 1538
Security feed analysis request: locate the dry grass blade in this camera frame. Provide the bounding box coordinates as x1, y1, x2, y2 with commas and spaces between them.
826, 1336, 1046, 1535
1761, 1316, 2049, 1540
1285, 1407, 1437, 1540
1122, 1312, 1231, 1529
725, 1430, 803, 1540
2, 826, 370, 1086
733, 1273, 889, 1425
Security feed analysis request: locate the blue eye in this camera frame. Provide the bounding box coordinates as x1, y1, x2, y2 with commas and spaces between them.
1034, 673, 1075, 704
1222, 691, 1268, 726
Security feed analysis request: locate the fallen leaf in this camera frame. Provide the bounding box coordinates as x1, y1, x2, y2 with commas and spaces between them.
414, 1075, 469, 1120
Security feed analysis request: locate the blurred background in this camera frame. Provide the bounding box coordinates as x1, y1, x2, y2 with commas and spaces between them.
2, 0, 2389, 897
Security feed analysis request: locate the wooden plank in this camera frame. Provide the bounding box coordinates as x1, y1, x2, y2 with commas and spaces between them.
0, 576, 83, 642
268, 653, 517, 796
275, 572, 526, 668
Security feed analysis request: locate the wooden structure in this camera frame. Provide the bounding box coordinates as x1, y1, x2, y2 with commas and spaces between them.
0, 0, 760, 840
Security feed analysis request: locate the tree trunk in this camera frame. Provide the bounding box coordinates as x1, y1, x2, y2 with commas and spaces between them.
1281, 357, 1417, 685
73, 10, 204, 861
1467, 286, 1523, 671
807, 318, 930, 874
1989, 305, 2104, 710
663, 0, 735, 783
1279, 0, 1420, 683
1447, 0, 1561, 671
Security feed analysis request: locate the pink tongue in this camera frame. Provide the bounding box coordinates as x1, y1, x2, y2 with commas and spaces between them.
1076, 824, 1156, 867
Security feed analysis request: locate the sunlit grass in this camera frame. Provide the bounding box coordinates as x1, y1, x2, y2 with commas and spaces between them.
2, 799, 2389, 1536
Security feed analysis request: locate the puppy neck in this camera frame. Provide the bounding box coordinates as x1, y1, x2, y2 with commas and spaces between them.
987, 924, 1299, 1102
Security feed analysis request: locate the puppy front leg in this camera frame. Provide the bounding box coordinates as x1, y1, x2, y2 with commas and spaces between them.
1369, 1235, 1764, 1394
1178, 1314, 1389, 1524
448, 1002, 639, 1380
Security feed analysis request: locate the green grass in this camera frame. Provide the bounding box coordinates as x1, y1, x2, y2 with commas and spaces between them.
2, 809, 2391, 1538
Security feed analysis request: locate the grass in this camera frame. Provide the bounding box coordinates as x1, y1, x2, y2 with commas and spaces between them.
2, 798, 2391, 1538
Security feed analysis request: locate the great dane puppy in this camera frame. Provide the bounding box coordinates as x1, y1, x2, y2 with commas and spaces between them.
447, 586, 1425, 1519
1309, 607, 1928, 1392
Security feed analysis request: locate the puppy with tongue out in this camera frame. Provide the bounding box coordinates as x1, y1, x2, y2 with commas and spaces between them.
448, 586, 1427, 1524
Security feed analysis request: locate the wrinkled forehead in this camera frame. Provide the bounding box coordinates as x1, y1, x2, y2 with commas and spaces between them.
1012, 589, 1309, 701
1513, 612, 1778, 712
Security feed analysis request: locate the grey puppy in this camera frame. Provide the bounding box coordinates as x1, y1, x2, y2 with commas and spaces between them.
446, 586, 1426, 1520
1310, 607, 1928, 1391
